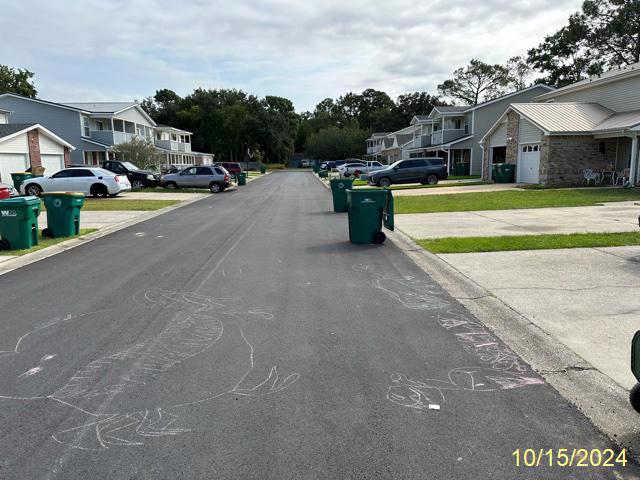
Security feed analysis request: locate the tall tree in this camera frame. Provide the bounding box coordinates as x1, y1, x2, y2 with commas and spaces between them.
0, 65, 37, 97
506, 56, 534, 90
437, 59, 511, 105
395, 92, 446, 126
527, 0, 640, 88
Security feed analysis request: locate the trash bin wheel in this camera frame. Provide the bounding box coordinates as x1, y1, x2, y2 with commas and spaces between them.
0, 239, 9, 250
42, 228, 53, 238
372, 231, 386, 244
630, 383, 640, 413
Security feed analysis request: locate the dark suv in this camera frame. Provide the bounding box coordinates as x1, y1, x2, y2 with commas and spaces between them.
367, 158, 447, 187
102, 160, 159, 189
214, 162, 242, 174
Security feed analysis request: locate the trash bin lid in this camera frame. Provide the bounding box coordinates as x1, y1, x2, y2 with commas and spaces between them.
11, 172, 31, 175
42, 191, 85, 197
0, 196, 41, 206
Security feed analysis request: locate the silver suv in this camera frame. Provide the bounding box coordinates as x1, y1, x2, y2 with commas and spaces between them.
161, 165, 231, 193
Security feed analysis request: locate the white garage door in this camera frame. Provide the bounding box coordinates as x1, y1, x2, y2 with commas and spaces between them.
518, 145, 540, 183
41, 154, 64, 176
0, 153, 29, 188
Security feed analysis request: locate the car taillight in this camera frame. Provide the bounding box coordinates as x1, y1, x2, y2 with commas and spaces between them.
224, 175, 230, 182
114, 176, 120, 183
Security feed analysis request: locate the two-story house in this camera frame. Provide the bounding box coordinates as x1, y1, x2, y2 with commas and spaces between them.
481, 63, 640, 185
0, 94, 156, 166
379, 126, 418, 164
365, 132, 390, 161
399, 85, 554, 175
154, 125, 196, 168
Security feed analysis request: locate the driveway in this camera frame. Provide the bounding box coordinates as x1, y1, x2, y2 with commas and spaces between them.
397, 201, 640, 238
438, 246, 640, 389
0, 172, 631, 479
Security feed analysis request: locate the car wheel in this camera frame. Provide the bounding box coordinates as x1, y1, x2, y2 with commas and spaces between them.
165, 181, 178, 190
25, 183, 42, 197
131, 180, 144, 189
91, 184, 108, 198
210, 183, 222, 193
378, 177, 391, 188
427, 174, 439, 185
630, 383, 640, 413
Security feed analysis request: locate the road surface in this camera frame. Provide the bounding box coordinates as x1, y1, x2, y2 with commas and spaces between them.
0, 171, 635, 479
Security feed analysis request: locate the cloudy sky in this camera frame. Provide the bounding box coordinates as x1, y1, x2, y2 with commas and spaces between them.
1, 0, 582, 112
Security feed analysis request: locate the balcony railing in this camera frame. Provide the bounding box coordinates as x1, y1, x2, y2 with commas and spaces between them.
367, 144, 382, 154
431, 129, 466, 146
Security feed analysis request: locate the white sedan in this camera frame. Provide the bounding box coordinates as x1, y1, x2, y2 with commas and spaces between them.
336, 162, 366, 177
20, 167, 131, 197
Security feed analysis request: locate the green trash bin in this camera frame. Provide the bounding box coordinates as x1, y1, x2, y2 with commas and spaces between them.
502, 164, 515, 183
453, 163, 464, 176
346, 189, 394, 244
491, 164, 501, 183
329, 178, 354, 212
0, 196, 41, 250
41, 192, 85, 238
260, 165, 267, 174
10, 172, 33, 192
313, 165, 320, 174
318, 170, 328, 178
237, 172, 247, 186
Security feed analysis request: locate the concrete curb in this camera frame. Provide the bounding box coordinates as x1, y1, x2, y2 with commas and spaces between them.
387, 226, 640, 460
0, 194, 210, 277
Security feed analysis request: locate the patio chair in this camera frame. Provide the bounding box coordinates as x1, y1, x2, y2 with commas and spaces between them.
583, 169, 599, 185
614, 168, 630, 186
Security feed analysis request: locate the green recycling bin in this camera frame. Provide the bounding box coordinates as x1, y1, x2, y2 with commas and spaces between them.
41, 192, 85, 238
330, 178, 354, 212
10, 172, 33, 192
260, 165, 267, 174
318, 170, 328, 178
491, 164, 502, 183
237, 172, 247, 186
313, 165, 320, 174
454, 162, 470, 176
0, 196, 41, 250
346, 189, 394, 244
502, 163, 515, 183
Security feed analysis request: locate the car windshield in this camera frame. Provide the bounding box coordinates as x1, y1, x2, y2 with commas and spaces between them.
388, 160, 403, 168
121, 162, 140, 170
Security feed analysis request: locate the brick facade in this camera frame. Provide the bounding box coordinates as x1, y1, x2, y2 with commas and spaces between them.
481, 140, 491, 181
27, 129, 42, 168
540, 136, 617, 186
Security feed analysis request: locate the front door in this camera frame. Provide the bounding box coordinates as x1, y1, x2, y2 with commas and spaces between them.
518, 145, 540, 183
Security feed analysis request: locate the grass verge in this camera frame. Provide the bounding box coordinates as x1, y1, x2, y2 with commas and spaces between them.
418, 231, 640, 254
357, 181, 487, 191
396, 187, 640, 214
41, 199, 180, 211
6, 229, 98, 256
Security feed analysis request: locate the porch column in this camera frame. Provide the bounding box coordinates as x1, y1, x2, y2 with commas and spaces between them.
446, 149, 451, 173
630, 136, 639, 186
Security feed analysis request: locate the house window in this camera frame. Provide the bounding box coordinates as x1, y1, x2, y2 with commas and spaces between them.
113, 120, 124, 132
433, 124, 439, 132
81, 115, 90, 137
96, 121, 104, 131
454, 119, 462, 129
172, 134, 177, 141
136, 125, 144, 136
464, 123, 470, 135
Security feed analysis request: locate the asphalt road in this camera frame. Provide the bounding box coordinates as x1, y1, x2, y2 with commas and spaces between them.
0, 171, 636, 479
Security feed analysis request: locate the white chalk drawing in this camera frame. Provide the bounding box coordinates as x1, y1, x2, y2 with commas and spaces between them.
352, 264, 543, 412
353, 264, 451, 310
387, 367, 543, 411
0, 288, 299, 450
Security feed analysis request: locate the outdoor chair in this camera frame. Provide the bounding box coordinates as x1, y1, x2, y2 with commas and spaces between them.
583, 169, 599, 185
614, 168, 630, 186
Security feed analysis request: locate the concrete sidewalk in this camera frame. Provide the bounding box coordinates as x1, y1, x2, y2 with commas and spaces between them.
397, 201, 640, 238
437, 246, 640, 390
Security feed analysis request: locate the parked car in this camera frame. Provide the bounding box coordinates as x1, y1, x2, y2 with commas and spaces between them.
20, 168, 131, 197
161, 165, 231, 193
336, 162, 366, 177
214, 162, 242, 174
0, 182, 19, 198
299, 159, 311, 168
364, 160, 385, 173
320, 160, 346, 170
102, 160, 159, 189
367, 158, 448, 187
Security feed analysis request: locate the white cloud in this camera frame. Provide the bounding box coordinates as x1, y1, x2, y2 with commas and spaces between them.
0, 0, 582, 111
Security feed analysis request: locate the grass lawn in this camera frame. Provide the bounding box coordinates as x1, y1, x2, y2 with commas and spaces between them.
137, 187, 213, 194
447, 175, 481, 180
418, 231, 640, 254
396, 187, 640, 214
41, 199, 180, 211
6, 229, 98, 256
